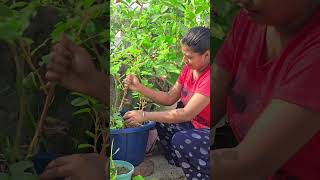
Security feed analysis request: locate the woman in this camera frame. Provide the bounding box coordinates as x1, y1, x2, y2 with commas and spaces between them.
212, 0, 320, 179
123, 27, 211, 180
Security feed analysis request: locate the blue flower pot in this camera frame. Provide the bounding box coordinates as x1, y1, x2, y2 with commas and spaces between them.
110, 121, 156, 166
32, 152, 64, 180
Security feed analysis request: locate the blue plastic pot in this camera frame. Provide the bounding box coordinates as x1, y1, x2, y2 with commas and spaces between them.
114, 160, 134, 180
110, 121, 156, 166
32, 152, 64, 180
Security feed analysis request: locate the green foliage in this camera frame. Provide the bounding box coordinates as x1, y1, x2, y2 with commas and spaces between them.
110, 0, 209, 112
0, 161, 37, 180
110, 110, 125, 130
212, 0, 239, 55
0, 1, 39, 43
133, 175, 145, 180
0, 0, 110, 174
110, 139, 119, 180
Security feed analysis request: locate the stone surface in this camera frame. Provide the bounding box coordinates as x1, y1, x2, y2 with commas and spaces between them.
143, 154, 186, 180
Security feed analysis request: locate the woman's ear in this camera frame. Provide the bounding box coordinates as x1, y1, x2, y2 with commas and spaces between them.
205, 50, 210, 62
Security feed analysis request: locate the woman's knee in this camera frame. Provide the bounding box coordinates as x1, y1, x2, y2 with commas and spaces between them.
171, 130, 189, 149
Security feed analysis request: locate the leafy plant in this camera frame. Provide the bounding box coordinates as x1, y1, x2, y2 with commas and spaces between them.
110, 110, 125, 130
0, 0, 110, 177
133, 175, 145, 180
110, 0, 210, 122
110, 139, 120, 180
0, 161, 37, 180
212, 0, 239, 55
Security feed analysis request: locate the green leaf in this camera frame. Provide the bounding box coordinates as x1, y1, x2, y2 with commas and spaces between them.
85, 20, 96, 34
0, 173, 9, 180
72, 108, 91, 115
85, 130, 95, 138
133, 175, 145, 180
11, 173, 37, 180
9, 161, 34, 174
0, 20, 22, 41
0, 5, 13, 18
71, 97, 89, 107
51, 22, 68, 41
151, 15, 161, 23
23, 72, 38, 90
160, 6, 169, 14
87, 3, 107, 18
39, 54, 50, 66
10, 2, 28, 9
82, 0, 95, 9
78, 144, 94, 149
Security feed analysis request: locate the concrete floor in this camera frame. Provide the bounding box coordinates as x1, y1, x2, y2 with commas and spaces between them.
142, 154, 186, 180
138, 103, 187, 180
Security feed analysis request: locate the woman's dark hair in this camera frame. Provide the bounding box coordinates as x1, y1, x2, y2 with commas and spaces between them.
181, 26, 210, 54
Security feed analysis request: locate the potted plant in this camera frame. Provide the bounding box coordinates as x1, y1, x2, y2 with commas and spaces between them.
0, 0, 110, 177
110, 102, 156, 166
110, 140, 134, 180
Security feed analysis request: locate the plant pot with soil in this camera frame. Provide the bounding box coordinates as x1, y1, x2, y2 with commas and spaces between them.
113, 160, 134, 180
110, 108, 155, 166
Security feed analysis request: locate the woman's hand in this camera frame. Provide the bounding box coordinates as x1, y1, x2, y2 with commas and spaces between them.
46, 35, 108, 103
123, 110, 146, 126
124, 75, 142, 92
39, 153, 108, 180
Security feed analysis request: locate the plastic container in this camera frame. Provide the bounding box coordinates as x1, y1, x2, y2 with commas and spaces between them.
110, 121, 156, 166
32, 152, 60, 175
114, 160, 134, 180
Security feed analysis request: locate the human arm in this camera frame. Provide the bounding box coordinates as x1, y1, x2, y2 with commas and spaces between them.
211, 99, 320, 180
212, 63, 233, 127
39, 153, 108, 180
125, 75, 182, 106
46, 35, 109, 105
123, 92, 209, 124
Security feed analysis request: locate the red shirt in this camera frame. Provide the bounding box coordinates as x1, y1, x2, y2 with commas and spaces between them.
215, 9, 320, 179
177, 64, 210, 128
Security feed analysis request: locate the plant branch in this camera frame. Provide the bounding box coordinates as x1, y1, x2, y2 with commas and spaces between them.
31, 38, 51, 56
27, 82, 56, 158
90, 39, 105, 74
11, 44, 25, 163
93, 109, 99, 153
19, 39, 48, 95
118, 86, 128, 112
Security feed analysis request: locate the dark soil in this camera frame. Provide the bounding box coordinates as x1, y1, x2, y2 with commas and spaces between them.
116, 166, 130, 175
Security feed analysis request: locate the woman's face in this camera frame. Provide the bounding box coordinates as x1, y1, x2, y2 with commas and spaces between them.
181, 44, 209, 71
231, 0, 315, 26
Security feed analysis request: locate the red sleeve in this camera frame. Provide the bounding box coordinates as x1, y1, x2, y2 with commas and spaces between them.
177, 65, 188, 84
214, 11, 248, 77
274, 45, 320, 111
196, 74, 210, 97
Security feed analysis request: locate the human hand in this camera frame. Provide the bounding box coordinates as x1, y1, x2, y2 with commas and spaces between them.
124, 75, 142, 92
46, 35, 106, 100
39, 153, 108, 180
123, 110, 146, 127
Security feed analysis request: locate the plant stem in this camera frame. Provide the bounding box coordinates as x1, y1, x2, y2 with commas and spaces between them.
27, 82, 56, 158
77, 13, 90, 37
90, 39, 105, 74
19, 39, 48, 95
93, 109, 99, 153
99, 111, 108, 156
11, 44, 24, 163
114, 77, 119, 109
118, 86, 128, 112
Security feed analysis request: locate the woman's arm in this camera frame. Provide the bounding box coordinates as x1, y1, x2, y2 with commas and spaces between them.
212, 63, 233, 126
124, 93, 209, 124
211, 99, 320, 180
136, 81, 183, 106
